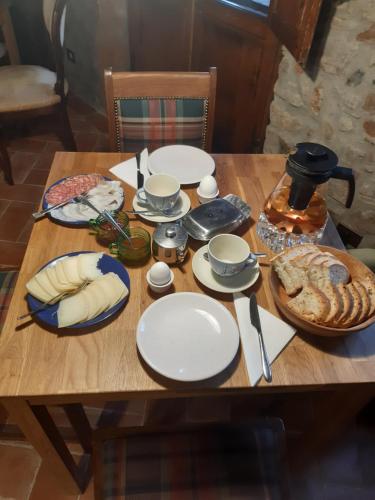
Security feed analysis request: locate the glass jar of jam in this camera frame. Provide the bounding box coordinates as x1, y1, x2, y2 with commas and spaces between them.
89, 211, 129, 245
109, 227, 151, 265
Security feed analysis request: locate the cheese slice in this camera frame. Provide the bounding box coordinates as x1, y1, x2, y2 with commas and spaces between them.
94, 273, 126, 309
57, 292, 89, 327
62, 256, 82, 285
81, 287, 103, 319
45, 265, 74, 292
56, 272, 128, 327
77, 253, 103, 281
34, 270, 60, 299
55, 259, 72, 286
26, 276, 53, 303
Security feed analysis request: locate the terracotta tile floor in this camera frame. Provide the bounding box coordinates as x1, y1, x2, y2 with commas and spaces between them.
0, 95, 109, 267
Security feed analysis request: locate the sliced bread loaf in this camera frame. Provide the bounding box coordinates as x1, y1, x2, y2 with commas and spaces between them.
305, 263, 343, 323
287, 284, 330, 323
352, 280, 370, 324
273, 245, 321, 295
276, 244, 320, 265
361, 276, 375, 317
343, 283, 363, 327
272, 260, 304, 295
334, 283, 353, 326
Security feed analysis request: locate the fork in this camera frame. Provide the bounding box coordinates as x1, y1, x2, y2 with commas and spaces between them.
18, 280, 90, 320
32, 191, 89, 220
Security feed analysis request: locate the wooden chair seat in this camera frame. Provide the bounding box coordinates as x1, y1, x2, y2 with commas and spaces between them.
0, 65, 68, 113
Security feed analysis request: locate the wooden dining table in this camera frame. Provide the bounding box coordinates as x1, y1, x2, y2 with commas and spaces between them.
0, 152, 374, 494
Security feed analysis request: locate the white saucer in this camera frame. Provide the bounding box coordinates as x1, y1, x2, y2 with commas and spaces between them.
192, 245, 260, 293
136, 292, 239, 381
132, 190, 191, 223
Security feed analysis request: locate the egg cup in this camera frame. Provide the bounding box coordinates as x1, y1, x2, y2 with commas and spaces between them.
197, 188, 219, 204
146, 269, 174, 293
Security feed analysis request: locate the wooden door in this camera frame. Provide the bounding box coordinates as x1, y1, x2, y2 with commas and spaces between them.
127, 0, 195, 71
191, 0, 280, 152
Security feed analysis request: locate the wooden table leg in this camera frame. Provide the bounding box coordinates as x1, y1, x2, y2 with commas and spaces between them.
2, 399, 84, 495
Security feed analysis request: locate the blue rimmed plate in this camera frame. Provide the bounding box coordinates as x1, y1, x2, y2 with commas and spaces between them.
42, 175, 124, 227
26, 251, 130, 329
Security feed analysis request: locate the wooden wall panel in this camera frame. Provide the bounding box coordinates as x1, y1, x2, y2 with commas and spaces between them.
127, 0, 194, 71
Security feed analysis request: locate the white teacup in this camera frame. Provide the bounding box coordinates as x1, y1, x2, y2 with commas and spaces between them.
137, 174, 180, 212
205, 234, 257, 277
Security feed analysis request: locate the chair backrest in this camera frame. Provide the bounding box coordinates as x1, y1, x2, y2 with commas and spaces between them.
104, 68, 217, 153
43, 0, 67, 97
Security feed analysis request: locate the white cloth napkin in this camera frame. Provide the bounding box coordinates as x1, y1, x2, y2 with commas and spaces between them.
109, 148, 150, 189
233, 292, 296, 386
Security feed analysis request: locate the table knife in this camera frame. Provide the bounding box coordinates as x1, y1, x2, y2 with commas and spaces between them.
136, 152, 144, 188
249, 293, 272, 383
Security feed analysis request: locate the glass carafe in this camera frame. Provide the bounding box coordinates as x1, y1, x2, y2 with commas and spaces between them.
257, 143, 355, 253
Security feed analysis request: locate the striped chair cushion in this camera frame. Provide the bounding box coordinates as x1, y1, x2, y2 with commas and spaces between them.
98, 421, 288, 499
0, 270, 18, 332
114, 97, 208, 152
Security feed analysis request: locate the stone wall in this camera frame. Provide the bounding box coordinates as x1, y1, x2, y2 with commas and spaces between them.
264, 0, 375, 247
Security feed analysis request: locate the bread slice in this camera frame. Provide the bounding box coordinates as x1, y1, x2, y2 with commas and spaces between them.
273, 246, 321, 295
293, 251, 323, 268
352, 280, 370, 324
334, 283, 353, 326
287, 284, 330, 323
305, 264, 342, 323
342, 283, 362, 327
361, 275, 375, 318
276, 244, 320, 265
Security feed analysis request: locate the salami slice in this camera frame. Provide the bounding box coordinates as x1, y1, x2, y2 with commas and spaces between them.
45, 174, 103, 205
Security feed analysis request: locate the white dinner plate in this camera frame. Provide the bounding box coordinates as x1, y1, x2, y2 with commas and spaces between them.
148, 145, 215, 185
192, 245, 260, 293
132, 190, 191, 223
136, 292, 239, 381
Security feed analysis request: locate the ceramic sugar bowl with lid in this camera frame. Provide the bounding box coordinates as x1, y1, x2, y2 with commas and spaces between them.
152, 222, 189, 264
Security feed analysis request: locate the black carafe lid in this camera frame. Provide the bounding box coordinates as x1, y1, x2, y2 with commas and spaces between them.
286, 143, 355, 210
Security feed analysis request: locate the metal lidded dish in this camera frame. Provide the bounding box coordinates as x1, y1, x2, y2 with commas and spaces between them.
181, 194, 251, 241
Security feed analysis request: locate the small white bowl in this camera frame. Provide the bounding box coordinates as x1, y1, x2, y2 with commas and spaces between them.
197, 188, 219, 204
146, 269, 174, 293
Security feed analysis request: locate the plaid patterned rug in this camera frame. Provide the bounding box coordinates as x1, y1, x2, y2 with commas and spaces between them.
97, 420, 289, 499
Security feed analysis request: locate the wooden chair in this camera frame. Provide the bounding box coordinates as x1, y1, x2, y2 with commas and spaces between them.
0, 0, 20, 65
93, 418, 290, 499
0, 0, 76, 185
104, 68, 217, 153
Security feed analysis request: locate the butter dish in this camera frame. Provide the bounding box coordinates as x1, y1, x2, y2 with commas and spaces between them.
182, 194, 251, 241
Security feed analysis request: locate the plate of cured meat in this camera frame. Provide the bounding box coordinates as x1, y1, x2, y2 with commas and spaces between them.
42, 174, 124, 226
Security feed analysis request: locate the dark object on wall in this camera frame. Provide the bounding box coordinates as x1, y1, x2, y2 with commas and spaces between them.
0, 0, 76, 185
268, 0, 323, 66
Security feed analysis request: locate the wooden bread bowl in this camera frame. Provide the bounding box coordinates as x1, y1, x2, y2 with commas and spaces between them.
269, 245, 375, 337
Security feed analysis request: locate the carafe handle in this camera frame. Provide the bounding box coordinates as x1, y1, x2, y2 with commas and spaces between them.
332, 166, 355, 208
